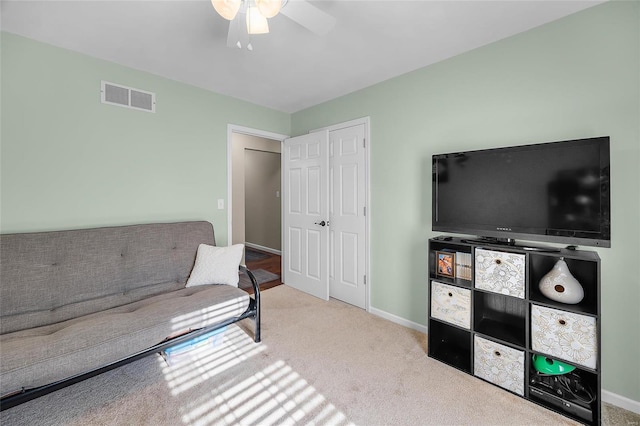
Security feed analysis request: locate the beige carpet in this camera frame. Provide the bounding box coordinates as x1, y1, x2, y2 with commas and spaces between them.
1, 285, 636, 425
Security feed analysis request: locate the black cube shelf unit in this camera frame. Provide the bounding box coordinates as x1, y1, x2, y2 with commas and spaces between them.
427, 236, 601, 425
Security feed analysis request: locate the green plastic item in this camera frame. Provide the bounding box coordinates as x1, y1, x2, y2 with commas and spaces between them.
532, 354, 576, 375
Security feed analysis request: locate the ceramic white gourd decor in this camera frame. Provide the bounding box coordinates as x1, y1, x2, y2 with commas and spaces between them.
538, 257, 584, 304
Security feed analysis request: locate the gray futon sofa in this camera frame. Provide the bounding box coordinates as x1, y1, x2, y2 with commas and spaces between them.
0, 221, 260, 409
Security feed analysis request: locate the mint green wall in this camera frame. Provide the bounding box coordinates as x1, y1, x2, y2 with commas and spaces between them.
292, 2, 640, 402
1, 2, 638, 403
0, 32, 290, 245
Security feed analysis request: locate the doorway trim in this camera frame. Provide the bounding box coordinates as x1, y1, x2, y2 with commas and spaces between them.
309, 116, 371, 312
226, 124, 288, 246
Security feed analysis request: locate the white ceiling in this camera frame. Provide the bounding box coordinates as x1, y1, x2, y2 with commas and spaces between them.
1, 0, 604, 113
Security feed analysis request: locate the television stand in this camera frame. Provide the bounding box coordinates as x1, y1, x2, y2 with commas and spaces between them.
427, 236, 601, 425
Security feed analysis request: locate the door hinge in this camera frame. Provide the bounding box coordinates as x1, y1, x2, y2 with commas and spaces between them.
363, 138, 366, 148
364, 275, 367, 285
363, 206, 366, 216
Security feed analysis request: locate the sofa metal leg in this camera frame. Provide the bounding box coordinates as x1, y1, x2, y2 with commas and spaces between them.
240, 265, 261, 343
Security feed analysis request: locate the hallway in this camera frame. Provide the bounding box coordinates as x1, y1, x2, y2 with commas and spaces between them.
239, 248, 282, 293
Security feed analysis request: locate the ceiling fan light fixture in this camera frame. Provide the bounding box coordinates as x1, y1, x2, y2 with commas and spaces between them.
247, 6, 269, 34
255, 0, 282, 19
212, 0, 241, 20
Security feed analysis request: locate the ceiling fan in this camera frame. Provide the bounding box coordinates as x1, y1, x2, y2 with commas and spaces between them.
211, 0, 337, 50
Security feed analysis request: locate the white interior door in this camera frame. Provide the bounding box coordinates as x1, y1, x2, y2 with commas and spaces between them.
329, 124, 367, 309
283, 131, 329, 300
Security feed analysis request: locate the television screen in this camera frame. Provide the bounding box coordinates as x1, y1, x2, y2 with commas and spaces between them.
432, 137, 610, 247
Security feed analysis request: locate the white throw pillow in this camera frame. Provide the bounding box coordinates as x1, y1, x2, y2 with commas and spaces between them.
186, 244, 244, 288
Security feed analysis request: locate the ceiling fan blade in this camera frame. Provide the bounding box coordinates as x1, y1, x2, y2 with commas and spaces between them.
226, 14, 248, 49
280, 0, 336, 36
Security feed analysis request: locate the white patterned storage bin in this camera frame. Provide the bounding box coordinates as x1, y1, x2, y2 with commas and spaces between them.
531, 305, 597, 369
475, 248, 526, 299
431, 281, 471, 329
474, 335, 525, 396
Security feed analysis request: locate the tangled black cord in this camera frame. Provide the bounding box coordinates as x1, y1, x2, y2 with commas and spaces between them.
533, 372, 596, 405
557, 373, 596, 404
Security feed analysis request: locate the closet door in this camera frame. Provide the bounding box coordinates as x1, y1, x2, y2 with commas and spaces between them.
282, 131, 329, 300
329, 124, 367, 309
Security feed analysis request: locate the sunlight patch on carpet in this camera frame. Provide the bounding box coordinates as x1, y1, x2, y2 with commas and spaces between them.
177, 359, 353, 426
160, 326, 265, 396
159, 322, 352, 425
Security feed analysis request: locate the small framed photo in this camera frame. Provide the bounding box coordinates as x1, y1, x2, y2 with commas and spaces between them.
436, 251, 456, 278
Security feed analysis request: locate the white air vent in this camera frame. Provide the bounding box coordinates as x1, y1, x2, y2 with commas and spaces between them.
101, 81, 155, 113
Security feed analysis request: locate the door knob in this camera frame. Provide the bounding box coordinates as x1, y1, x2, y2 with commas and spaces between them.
314, 220, 327, 227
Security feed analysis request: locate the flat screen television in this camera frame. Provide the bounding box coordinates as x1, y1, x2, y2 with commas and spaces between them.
432, 136, 610, 248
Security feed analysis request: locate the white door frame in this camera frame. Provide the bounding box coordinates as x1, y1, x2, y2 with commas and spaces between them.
310, 117, 371, 312
227, 119, 370, 312
226, 124, 288, 246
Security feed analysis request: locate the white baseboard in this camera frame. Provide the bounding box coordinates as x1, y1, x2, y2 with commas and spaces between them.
369, 307, 640, 415
244, 242, 281, 256
369, 306, 427, 334
602, 389, 640, 414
